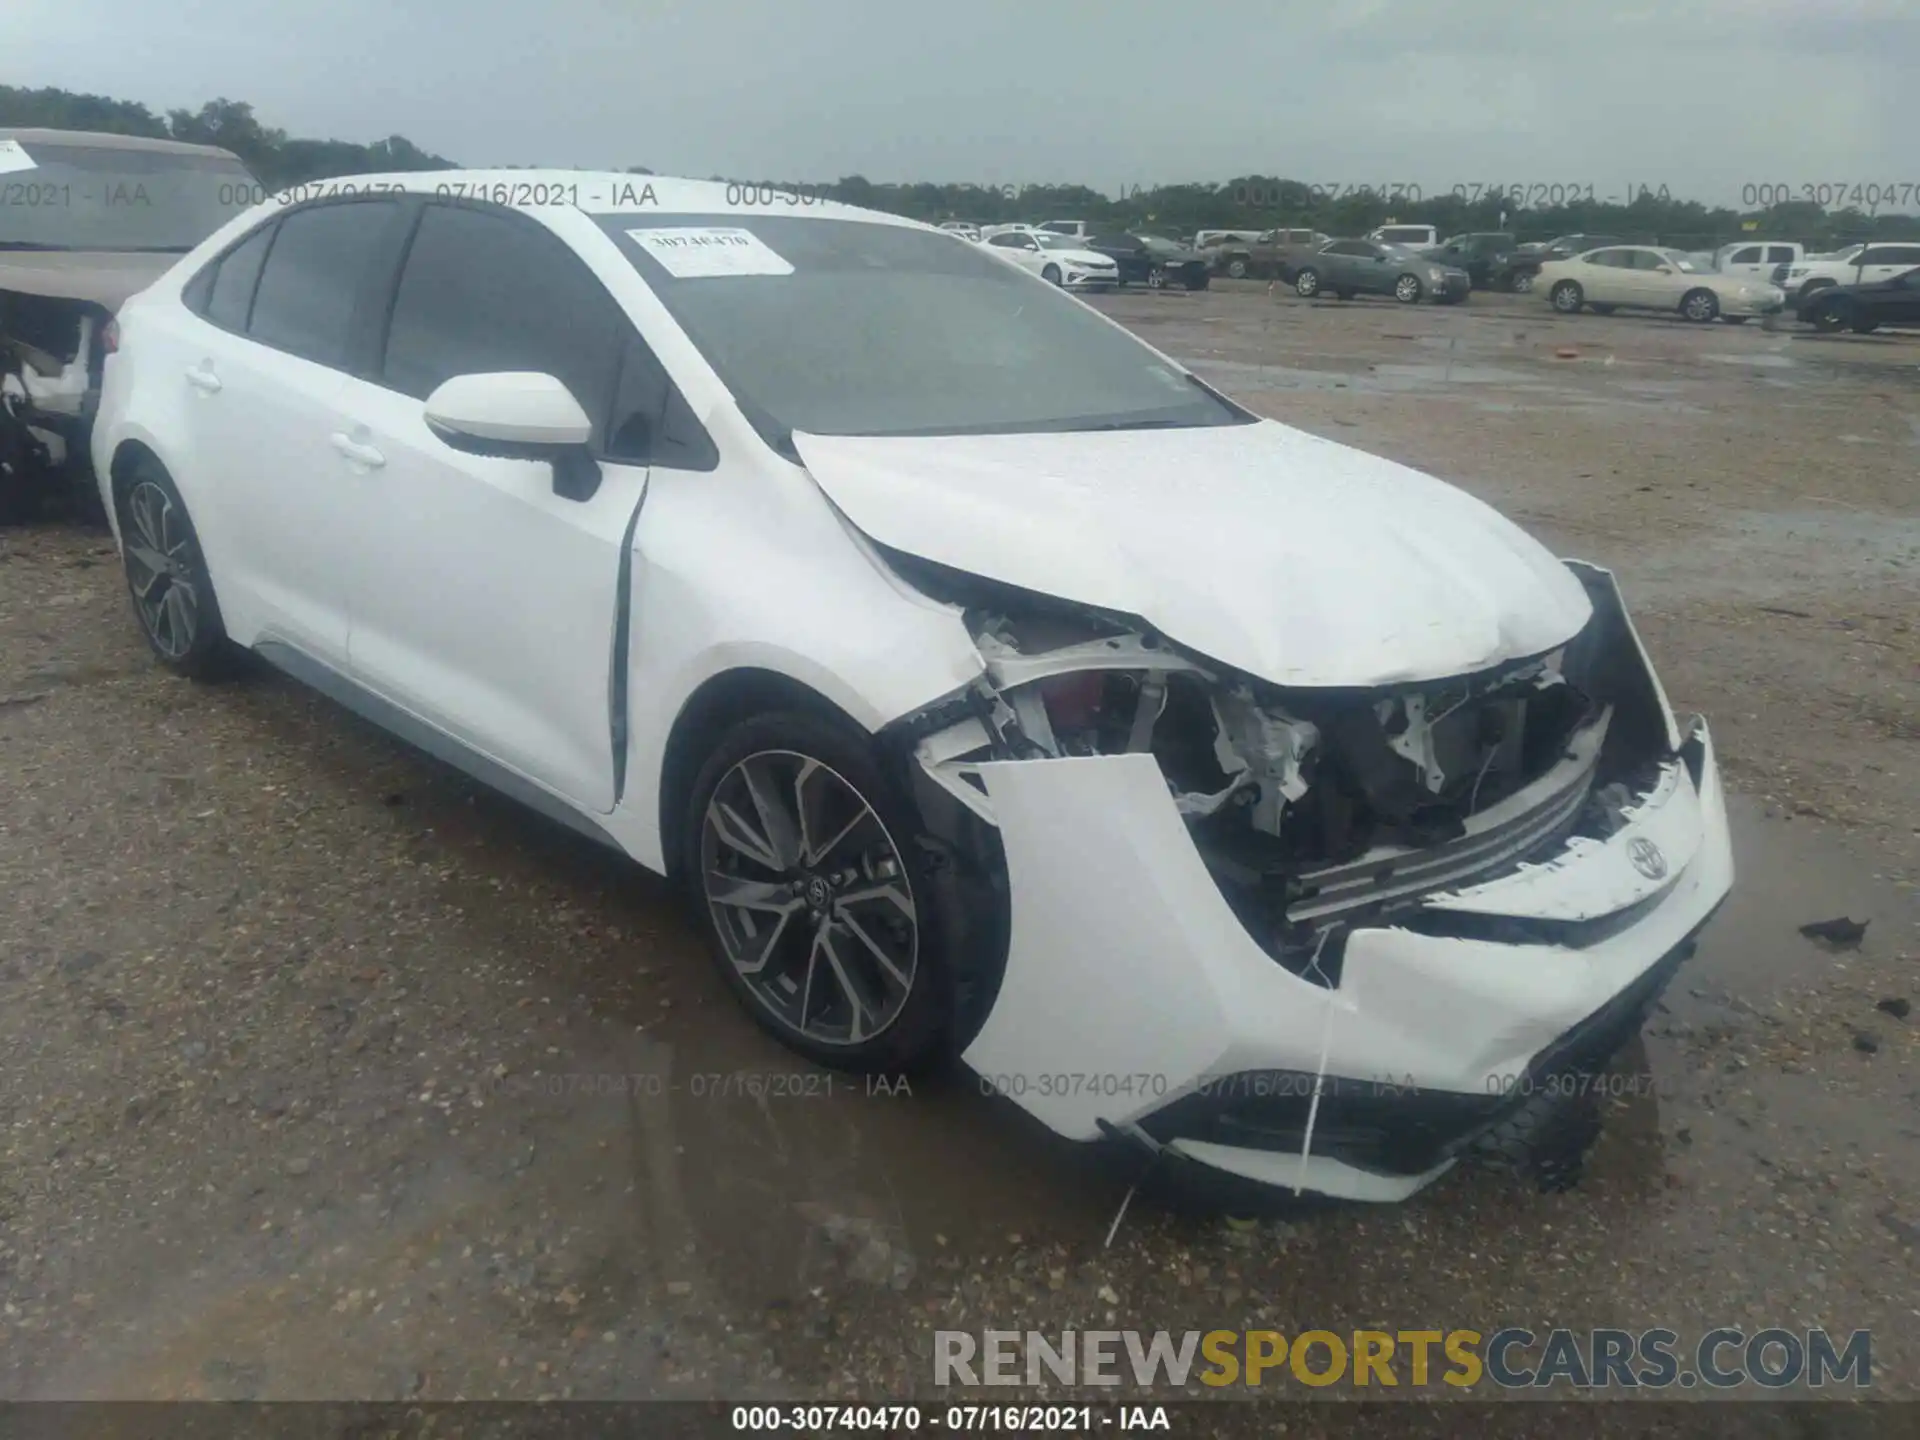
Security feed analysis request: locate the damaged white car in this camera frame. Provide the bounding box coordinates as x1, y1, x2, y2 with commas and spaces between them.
92, 173, 1733, 1206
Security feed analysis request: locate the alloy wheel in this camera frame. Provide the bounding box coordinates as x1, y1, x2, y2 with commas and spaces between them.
1511, 271, 1534, 293
123, 480, 200, 659
1682, 290, 1718, 322
1394, 275, 1422, 303
700, 750, 918, 1048
1295, 269, 1319, 297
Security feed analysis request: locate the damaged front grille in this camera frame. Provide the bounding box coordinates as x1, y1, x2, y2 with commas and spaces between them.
898, 565, 1674, 981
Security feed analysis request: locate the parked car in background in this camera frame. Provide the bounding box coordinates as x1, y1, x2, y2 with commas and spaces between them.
1424, 232, 1524, 290
1779, 243, 1920, 309
981, 229, 1119, 290
1193, 228, 1264, 251
1290, 239, 1470, 304
938, 221, 983, 241
1505, 235, 1626, 293
1037, 220, 1096, 242
90, 170, 1734, 1206
1797, 266, 1920, 334
1086, 233, 1211, 290
1537, 246, 1784, 323
1, 127, 261, 522
1370, 224, 1439, 249
978, 222, 1044, 241
1207, 228, 1328, 280
1714, 240, 1802, 284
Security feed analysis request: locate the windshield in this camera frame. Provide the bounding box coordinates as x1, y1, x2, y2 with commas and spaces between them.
1379, 243, 1424, 261
600, 214, 1248, 442
1033, 233, 1083, 251
0, 140, 261, 251
1660, 250, 1706, 273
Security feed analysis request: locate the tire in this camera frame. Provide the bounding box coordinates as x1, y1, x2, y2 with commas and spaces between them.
1852, 317, 1880, 334
1147, 266, 1167, 290
1809, 302, 1848, 333
1040, 264, 1062, 285
1550, 280, 1584, 313
1225, 256, 1249, 279
1393, 273, 1424, 304
1510, 269, 1536, 294
1293, 267, 1320, 298
1795, 278, 1834, 304
682, 708, 958, 1074
113, 455, 238, 681
1589, 303, 1616, 316
1680, 288, 1719, 323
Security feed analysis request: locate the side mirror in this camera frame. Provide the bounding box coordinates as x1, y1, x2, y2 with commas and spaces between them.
424, 371, 601, 501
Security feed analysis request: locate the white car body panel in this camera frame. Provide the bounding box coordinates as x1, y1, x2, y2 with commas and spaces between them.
89, 168, 1737, 1205
1782, 242, 1920, 294
791, 422, 1594, 688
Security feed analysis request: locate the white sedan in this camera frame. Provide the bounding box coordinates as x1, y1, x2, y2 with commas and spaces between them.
977, 229, 1118, 289
1536, 245, 1785, 323
93, 172, 1733, 1206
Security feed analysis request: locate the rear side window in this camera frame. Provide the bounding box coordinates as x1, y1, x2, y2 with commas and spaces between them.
1728, 246, 1762, 264
1866, 245, 1920, 266
380, 202, 619, 428
1765, 245, 1796, 263
248, 200, 401, 368
204, 224, 275, 332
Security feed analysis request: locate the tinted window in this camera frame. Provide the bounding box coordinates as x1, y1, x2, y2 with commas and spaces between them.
1766, 246, 1797, 263
1326, 241, 1369, 256
204, 224, 274, 332
605, 333, 718, 470
1584, 250, 1625, 267
248, 201, 400, 367
380, 204, 619, 437
1728, 246, 1762, 264
1866, 246, 1920, 266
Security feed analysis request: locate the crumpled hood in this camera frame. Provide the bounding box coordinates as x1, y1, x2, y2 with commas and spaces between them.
0, 250, 179, 310
793, 418, 1594, 688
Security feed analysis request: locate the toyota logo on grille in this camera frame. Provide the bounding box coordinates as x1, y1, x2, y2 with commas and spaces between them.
1627, 838, 1668, 880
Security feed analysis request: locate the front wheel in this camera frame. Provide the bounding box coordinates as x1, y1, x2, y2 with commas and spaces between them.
683, 710, 957, 1073
1393, 273, 1424, 304
1147, 266, 1167, 290
1810, 302, 1848, 333
1040, 264, 1061, 285
1510, 269, 1536, 293
1680, 288, 1719, 323
1550, 280, 1584, 313
114, 456, 238, 680
1225, 257, 1249, 280
1293, 267, 1321, 298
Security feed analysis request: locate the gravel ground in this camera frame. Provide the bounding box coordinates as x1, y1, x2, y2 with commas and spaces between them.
2, 286, 1916, 1429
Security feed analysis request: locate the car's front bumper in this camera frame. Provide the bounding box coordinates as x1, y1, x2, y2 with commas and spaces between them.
956, 601, 1733, 1203
1061, 271, 1119, 291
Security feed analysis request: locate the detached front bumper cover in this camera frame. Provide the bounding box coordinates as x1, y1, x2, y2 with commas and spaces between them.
947, 564, 1735, 1202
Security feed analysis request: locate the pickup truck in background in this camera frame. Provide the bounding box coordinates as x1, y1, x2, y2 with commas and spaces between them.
1778, 242, 1920, 310
1205, 228, 1329, 279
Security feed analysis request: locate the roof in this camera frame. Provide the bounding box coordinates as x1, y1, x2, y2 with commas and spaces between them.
0, 127, 244, 160
278, 170, 920, 228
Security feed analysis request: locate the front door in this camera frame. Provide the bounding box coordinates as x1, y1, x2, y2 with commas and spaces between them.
335, 201, 658, 813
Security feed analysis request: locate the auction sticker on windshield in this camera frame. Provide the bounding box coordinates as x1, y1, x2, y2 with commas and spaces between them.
0, 140, 36, 175
625, 226, 794, 278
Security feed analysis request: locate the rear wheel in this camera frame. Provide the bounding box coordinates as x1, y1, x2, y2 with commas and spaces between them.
114, 456, 237, 680
1293, 267, 1321, 298
1680, 288, 1719, 323
1550, 280, 1584, 313
683, 710, 958, 1073
1225, 256, 1249, 279
1146, 265, 1167, 290
1809, 301, 1848, 333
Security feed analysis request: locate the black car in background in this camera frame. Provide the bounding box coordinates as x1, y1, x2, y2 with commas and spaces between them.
1424, 232, 1524, 290
1799, 267, 1920, 334
1087, 233, 1211, 290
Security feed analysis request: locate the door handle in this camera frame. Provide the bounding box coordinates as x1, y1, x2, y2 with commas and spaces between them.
185, 364, 222, 394
330, 432, 386, 468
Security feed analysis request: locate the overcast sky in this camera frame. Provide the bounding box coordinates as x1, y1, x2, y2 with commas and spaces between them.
5, 0, 1914, 207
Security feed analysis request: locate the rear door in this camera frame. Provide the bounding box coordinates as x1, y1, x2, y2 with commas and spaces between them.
331, 201, 681, 812
1575, 248, 1631, 305
1856, 245, 1920, 285
173, 198, 408, 662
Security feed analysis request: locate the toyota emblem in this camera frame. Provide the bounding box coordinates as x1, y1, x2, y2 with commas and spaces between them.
1627, 838, 1668, 880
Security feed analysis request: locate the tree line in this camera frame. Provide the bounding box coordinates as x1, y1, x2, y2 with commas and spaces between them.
5, 84, 1913, 250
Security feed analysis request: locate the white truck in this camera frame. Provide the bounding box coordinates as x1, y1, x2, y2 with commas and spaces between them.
1778, 241, 1920, 308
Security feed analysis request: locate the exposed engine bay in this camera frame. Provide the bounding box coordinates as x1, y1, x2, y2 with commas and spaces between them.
892, 551, 1675, 978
